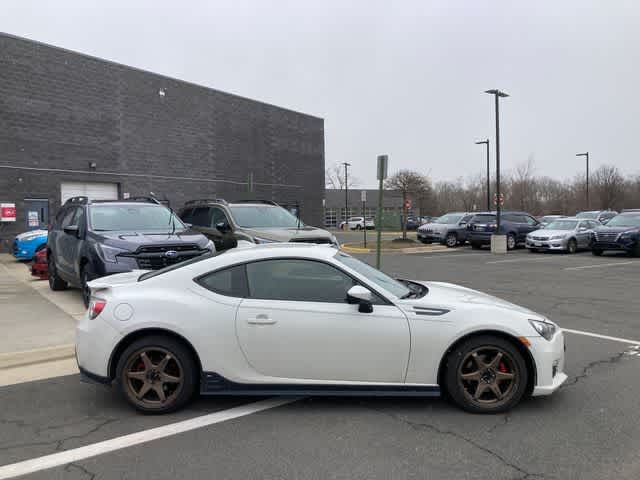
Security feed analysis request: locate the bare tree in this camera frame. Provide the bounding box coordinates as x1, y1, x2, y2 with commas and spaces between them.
325, 162, 358, 189
385, 170, 431, 239
591, 165, 625, 210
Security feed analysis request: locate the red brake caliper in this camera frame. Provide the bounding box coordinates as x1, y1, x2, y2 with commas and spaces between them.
498, 362, 508, 373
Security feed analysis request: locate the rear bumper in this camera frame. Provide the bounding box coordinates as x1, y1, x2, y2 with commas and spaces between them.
468, 232, 492, 244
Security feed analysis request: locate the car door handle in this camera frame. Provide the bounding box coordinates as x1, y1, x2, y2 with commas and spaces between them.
247, 315, 277, 325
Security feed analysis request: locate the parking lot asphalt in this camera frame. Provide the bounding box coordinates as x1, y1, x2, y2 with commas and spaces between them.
1, 246, 639, 479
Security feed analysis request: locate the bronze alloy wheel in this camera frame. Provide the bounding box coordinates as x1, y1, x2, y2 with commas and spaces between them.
458, 347, 518, 408
123, 347, 185, 409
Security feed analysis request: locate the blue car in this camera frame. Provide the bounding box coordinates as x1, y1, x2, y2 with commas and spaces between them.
12, 229, 48, 260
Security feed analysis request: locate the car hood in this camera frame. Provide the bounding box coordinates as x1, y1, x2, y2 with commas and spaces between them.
402, 281, 538, 316
595, 226, 639, 234
240, 226, 334, 242
16, 229, 48, 240
529, 229, 571, 237
94, 230, 209, 251
418, 223, 454, 232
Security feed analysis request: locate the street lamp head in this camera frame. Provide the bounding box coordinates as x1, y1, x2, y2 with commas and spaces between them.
485, 89, 509, 98
576, 152, 588, 157
475, 139, 489, 145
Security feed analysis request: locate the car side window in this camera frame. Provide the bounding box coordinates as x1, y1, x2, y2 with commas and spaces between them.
246, 259, 359, 303
524, 216, 538, 226
502, 214, 517, 222
60, 208, 77, 228
197, 264, 248, 297
75, 207, 86, 233
461, 215, 473, 224
210, 207, 230, 228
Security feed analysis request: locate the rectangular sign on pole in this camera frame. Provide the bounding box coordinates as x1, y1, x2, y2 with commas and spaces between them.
360, 190, 366, 202
377, 155, 388, 180
0, 203, 16, 222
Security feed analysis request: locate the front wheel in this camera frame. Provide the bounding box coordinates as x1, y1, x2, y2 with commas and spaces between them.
506, 234, 517, 251
80, 265, 93, 308
116, 336, 198, 414
445, 232, 458, 248
444, 335, 529, 413
567, 239, 577, 254
592, 248, 603, 256
471, 242, 482, 250
48, 255, 68, 291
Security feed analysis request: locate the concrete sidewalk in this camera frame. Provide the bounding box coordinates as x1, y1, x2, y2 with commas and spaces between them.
0, 254, 82, 385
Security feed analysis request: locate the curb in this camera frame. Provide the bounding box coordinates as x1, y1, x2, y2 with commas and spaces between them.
0, 344, 76, 370
340, 243, 449, 254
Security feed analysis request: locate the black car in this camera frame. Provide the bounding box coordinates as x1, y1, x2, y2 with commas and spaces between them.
467, 211, 540, 250
591, 212, 640, 257
405, 217, 421, 230
47, 197, 214, 306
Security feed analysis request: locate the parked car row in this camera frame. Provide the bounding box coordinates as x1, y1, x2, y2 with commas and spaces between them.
417, 209, 640, 256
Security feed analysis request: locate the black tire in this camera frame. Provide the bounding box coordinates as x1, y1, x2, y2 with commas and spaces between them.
444, 335, 529, 414
506, 233, 517, 251
592, 248, 603, 256
420, 239, 432, 244
529, 248, 538, 253
634, 243, 640, 258
355, 224, 361, 230
567, 238, 577, 254
116, 335, 199, 414
445, 232, 458, 248
80, 264, 92, 308
471, 242, 482, 250
48, 254, 67, 291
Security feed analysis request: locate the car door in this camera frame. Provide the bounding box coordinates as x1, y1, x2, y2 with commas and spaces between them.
235, 258, 410, 383
520, 215, 540, 240
56, 206, 81, 279
577, 221, 593, 248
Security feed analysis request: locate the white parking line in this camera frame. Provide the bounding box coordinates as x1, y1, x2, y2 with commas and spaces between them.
486, 257, 559, 265
564, 261, 637, 271
0, 397, 300, 480
421, 253, 492, 259
562, 328, 640, 346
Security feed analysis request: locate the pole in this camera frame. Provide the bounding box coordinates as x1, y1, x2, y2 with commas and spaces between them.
494, 95, 502, 231
342, 162, 350, 226
485, 140, 490, 211
586, 152, 589, 209
376, 176, 383, 269
362, 199, 367, 248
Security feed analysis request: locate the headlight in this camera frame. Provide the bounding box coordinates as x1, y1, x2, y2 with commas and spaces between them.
619, 232, 635, 240
205, 240, 216, 252
97, 244, 129, 263
528, 319, 557, 341
253, 236, 276, 244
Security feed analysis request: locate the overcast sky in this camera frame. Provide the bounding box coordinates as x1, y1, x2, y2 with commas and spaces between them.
3, 0, 639, 187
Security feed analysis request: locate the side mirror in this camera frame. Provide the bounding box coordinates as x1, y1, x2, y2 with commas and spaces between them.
63, 225, 79, 237
459, 222, 467, 228
578, 227, 588, 232
183, 222, 193, 229
216, 221, 231, 233
347, 285, 374, 313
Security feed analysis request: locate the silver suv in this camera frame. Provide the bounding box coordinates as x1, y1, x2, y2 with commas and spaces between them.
179, 199, 338, 251
417, 212, 473, 247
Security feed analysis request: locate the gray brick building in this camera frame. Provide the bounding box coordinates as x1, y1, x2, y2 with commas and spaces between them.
0, 33, 324, 251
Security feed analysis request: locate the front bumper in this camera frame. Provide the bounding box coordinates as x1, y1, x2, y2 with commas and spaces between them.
417, 231, 443, 242
12, 239, 45, 260
529, 330, 567, 396
592, 241, 635, 252
525, 238, 568, 251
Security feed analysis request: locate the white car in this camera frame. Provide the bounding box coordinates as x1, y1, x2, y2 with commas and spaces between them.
76, 244, 566, 414
341, 217, 375, 230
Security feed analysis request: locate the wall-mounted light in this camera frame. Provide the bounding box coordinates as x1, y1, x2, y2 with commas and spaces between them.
89, 162, 97, 169
158, 88, 166, 97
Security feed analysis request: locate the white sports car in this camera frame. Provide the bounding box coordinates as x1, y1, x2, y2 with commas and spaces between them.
76, 244, 566, 414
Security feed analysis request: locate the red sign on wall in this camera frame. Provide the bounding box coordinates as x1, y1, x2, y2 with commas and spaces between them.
1, 203, 17, 222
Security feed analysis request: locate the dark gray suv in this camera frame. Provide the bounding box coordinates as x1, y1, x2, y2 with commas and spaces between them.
179, 199, 338, 251
417, 212, 473, 247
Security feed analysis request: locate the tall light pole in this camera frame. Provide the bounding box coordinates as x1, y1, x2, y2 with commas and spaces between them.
484, 89, 509, 233
576, 152, 589, 209
342, 162, 351, 224
475, 139, 490, 210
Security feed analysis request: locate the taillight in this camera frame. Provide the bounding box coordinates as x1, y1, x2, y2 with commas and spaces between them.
89, 299, 106, 320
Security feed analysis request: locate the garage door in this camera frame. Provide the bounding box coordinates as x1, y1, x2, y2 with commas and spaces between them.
60, 182, 119, 203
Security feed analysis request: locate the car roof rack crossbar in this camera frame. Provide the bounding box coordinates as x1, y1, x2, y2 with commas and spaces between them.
64, 196, 89, 205
233, 199, 279, 206
183, 198, 228, 206
128, 196, 162, 205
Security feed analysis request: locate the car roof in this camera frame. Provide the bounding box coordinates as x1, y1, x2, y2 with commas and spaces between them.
89, 202, 165, 207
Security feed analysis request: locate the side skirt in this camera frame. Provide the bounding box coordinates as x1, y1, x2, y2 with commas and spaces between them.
201, 372, 440, 397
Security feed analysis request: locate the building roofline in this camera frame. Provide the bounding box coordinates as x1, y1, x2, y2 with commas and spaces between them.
0, 31, 324, 122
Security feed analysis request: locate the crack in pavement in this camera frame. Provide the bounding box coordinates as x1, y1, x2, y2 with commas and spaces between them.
561, 350, 627, 388
64, 462, 97, 480
487, 413, 511, 434
366, 407, 544, 480
0, 417, 118, 453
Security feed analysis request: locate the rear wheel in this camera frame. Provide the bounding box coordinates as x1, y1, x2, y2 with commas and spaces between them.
592, 248, 603, 256
445, 232, 458, 248
471, 242, 482, 250
355, 224, 361, 230
444, 335, 528, 413
567, 238, 577, 254
80, 265, 92, 308
48, 255, 67, 291
634, 243, 640, 258
529, 248, 538, 253
116, 336, 198, 414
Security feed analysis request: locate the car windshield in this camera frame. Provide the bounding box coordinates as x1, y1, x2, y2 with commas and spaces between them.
90, 204, 186, 232
545, 220, 578, 230
604, 215, 640, 227
434, 214, 463, 224
334, 252, 411, 299
229, 205, 302, 228
576, 211, 598, 219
